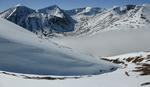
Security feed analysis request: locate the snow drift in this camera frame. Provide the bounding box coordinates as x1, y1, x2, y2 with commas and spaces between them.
0, 18, 117, 76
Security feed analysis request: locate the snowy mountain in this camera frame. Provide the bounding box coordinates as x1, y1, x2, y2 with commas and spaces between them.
0, 5, 35, 29
0, 5, 75, 36
0, 17, 118, 75
64, 4, 150, 36
1, 4, 149, 37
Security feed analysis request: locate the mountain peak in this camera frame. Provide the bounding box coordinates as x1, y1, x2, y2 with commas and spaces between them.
49, 5, 60, 9
111, 4, 137, 14
13, 4, 34, 11
84, 7, 92, 12
66, 6, 104, 16
85, 6, 92, 10
15, 3, 23, 7
38, 5, 61, 12
38, 5, 64, 18
14, 4, 27, 8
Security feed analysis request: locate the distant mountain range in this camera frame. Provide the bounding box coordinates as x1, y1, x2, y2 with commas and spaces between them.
0, 4, 150, 37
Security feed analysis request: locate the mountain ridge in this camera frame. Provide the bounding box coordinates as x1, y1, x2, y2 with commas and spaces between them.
0, 5, 75, 36
0, 4, 150, 37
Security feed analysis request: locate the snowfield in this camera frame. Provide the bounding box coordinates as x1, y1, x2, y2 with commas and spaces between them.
0, 18, 118, 75
0, 52, 150, 87
53, 25, 150, 57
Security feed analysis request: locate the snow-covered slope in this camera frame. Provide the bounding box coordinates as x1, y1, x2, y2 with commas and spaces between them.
0, 52, 149, 87
63, 7, 105, 36
53, 19, 150, 57
0, 18, 118, 76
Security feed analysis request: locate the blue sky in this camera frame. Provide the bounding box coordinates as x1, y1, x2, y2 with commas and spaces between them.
0, 0, 150, 11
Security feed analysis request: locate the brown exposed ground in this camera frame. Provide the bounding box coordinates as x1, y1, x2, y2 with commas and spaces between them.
133, 63, 150, 75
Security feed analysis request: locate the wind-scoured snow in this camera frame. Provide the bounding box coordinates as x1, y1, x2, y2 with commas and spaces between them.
0, 18, 118, 76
